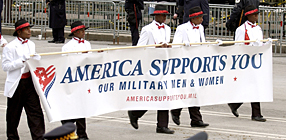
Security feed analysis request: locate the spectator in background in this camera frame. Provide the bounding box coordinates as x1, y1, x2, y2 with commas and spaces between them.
125, 0, 144, 46
173, 0, 184, 25
0, 0, 3, 33
47, 0, 67, 44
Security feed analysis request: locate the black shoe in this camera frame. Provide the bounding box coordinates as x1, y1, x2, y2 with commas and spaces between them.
77, 138, 89, 140
156, 127, 175, 134
48, 40, 56, 43
171, 113, 180, 125
228, 103, 239, 117
252, 116, 266, 122
128, 111, 138, 129
191, 121, 209, 127
55, 40, 65, 44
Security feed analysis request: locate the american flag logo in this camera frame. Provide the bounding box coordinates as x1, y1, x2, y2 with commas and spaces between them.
34, 65, 56, 98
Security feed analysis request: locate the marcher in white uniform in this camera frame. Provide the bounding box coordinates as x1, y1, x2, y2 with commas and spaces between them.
2, 19, 45, 140
128, 4, 175, 134
234, 5, 263, 46
62, 21, 91, 53
228, 5, 267, 122
61, 21, 90, 140
171, 6, 209, 128
136, 5, 171, 47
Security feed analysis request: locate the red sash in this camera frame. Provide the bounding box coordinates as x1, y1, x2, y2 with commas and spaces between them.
21, 72, 31, 79
244, 23, 250, 45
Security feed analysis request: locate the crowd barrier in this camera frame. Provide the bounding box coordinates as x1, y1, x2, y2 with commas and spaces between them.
2, 0, 286, 53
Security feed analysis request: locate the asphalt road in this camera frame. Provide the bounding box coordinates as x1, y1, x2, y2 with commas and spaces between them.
0, 35, 285, 140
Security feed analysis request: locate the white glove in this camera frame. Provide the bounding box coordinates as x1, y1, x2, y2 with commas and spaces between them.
183, 41, 190, 47
215, 39, 223, 46
267, 38, 273, 44
22, 54, 30, 61
31, 54, 41, 60
256, 39, 262, 44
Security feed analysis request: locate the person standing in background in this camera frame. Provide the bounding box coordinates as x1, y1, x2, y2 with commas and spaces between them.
173, 0, 184, 25
47, 0, 67, 44
125, 0, 144, 46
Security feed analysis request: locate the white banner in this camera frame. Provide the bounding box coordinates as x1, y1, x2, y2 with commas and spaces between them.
27, 43, 273, 122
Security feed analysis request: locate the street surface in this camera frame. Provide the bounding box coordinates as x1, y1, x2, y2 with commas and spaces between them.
0, 35, 285, 140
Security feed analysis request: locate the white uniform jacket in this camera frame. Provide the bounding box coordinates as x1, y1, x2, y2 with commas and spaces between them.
137, 20, 171, 46
173, 21, 205, 46
62, 37, 91, 53
2, 38, 36, 98
235, 20, 263, 46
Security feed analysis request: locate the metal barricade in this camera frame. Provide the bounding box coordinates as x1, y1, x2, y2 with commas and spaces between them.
3, 1, 47, 28
66, 0, 117, 42
2, 0, 286, 53
3, 0, 47, 37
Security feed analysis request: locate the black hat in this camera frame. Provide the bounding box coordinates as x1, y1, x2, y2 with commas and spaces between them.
13, 19, 34, 36
150, 4, 171, 16
245, 5, 259, 16
69, 21, 89, 36
43, 122, 77, 140
188, 6, 207, 19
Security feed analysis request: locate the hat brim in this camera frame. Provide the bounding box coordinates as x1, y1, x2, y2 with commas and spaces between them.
189, 13, 207, 19
69, 27, 89, 36
150, 13, 172, 16
245, 11, 260, 16
13, 25, 34, 36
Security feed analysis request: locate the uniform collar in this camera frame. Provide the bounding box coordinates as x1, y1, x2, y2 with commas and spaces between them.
246, 20, 257, 27
73, 37, 84, 41
17, 37, 28, 44
153, 20, 165, 26
190, 22, 200, 27
73, 37, 85, 43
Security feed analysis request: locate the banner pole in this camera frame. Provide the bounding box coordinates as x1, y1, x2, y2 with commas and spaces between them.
32, 39, 278, 56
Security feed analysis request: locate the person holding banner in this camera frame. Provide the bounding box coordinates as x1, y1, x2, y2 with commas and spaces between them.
2, 19, 45, 140
171, 6, 209, 128
228, 5, 267, 122
128, 4, 174, 134
60, 21, 91, 140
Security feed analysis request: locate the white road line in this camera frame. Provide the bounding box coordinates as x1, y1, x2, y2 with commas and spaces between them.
90, 116, 286, 140
0, 105, 285, 139
0, 105, 286, 122
200, 110, 286, 122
